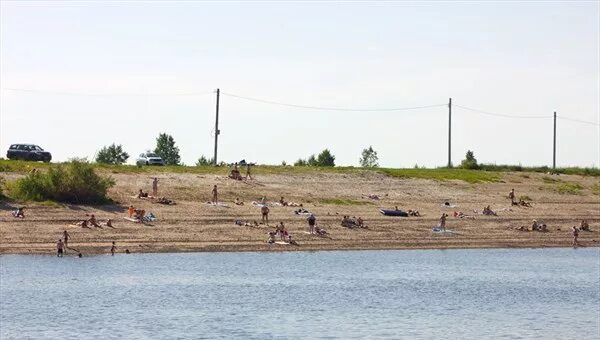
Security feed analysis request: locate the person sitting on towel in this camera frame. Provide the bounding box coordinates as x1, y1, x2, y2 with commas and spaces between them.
89, 214, 101, 228
13, 207, 25, 219
279, 196, 288, 206
580, 220, 590, 231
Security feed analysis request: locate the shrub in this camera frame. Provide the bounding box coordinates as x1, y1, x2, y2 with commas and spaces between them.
316, 149, 335, 167
196, 155, 213, 166
294, 159, 307, 166
96, 143, 129, 165
460, 150, 479, 170
10, 161, 115, 204
307, 154, 318, 166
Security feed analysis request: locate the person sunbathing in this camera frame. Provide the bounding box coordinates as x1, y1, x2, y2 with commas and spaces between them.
315, 226, 328, 235
518, 199, 532, 207
295, 208, 310, 214
407, 209, 421, 217
234, 198, 244, 206
88, 214, 102, 228
482, 205, 497, 216
157, 197, 174, 205
137, 189, 149, 198
580, 220, 590, 231
105, 219, 114, 228
12, 207, 25, 219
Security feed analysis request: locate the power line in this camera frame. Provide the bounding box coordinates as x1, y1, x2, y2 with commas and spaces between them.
557, 116, 600, 127
454, 104, 550, 119
1, 87, 214, 97
221, 91, 447, 112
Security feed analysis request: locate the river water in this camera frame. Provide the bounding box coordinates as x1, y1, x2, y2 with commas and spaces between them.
1, 248, 599, 339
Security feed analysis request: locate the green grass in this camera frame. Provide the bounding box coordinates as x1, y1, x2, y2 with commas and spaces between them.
318, 198, 373, 206
2, 160, 597, 185
591, 183, 600, 196
378, 168, 500, 183
553, 182, 583, 195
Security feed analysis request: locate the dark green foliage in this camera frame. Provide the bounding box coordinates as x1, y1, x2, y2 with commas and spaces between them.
316, 149, 335, 167
10, 161, 115, 204
359, 146, 379, 168
460, 150, 479, 170
196, 155, 213, 166
154, 133, 181, 165
307, 154, 318, 166
96, 143, 129, 165
294, 159, 307, 166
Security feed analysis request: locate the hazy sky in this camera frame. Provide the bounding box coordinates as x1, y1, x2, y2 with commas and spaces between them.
1, 1, 598, 167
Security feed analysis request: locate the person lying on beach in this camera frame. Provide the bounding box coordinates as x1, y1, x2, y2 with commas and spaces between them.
88, 214, 102, 228
315, 226, 328, 236
407, 209, 421, 217
341, 216, 358, 228
12, 207, 25, 219
156, 197, 174, 205
482, 205, 497, 216
279, 196, 288, 206
295, 208, 310, 215
518, 199, 532, 207
235, 220, 258, 227
75, 220, 90, 228
104, 219, 114, 228
363, 194, 380, 200
137, 189, 149, 199
234, 198, 244, 206
580, 220, 590, 231
453, 211, 475, 219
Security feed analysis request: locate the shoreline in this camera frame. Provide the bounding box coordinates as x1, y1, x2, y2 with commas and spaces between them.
2, 240, 598, 256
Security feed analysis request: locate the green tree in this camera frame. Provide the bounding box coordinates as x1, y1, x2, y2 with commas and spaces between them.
154, 133, 181, 165
196, 155, 213, 166
316, 149, 335, 167
307, 154, 318, 166
294, 158, 307, 166
460, 150, 479, 169
95, 144, 129, 165
359, 146, 379, 167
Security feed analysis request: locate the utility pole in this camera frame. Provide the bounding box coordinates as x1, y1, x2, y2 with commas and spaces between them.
553, 111, 557, 169
448, 97, 452, 168
213, 88, 220, 166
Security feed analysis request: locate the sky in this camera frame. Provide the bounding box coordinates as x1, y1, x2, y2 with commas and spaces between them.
1, 1, 598, 168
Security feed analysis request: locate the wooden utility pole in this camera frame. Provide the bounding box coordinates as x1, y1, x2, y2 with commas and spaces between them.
553, 111, 557, 169
448, 97, 452, 168
213, 89, 220, 166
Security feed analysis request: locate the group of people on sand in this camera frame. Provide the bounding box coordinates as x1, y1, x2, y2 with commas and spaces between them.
128, 205, 148, 222
228, 163, 252, 181
341, 216, 366, 228
75, 214, 113, 229
508, 189, 532, 207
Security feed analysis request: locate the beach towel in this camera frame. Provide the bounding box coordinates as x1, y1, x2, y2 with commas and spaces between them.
380, 209, 408, 217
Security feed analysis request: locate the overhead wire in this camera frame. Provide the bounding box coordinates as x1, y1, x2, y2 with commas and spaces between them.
453, 104, 550, 119
220, 91, 447, 112
1, 87, 214, 97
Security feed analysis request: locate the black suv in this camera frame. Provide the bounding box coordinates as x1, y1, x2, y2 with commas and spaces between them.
6, 144, 52, 162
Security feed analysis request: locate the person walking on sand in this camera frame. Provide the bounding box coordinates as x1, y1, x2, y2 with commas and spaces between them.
56, 239, 64, 257
212, 185, 218, 204
261, 205, 270, 225
572, 226, 579, 247
508, 188, 515, 203
152, 177, 159, 197
245, 164, 252, 180
62, 230, 71, 253
110, 241, 117, 256
307, 214, 316, 235
439, 213, 447, 231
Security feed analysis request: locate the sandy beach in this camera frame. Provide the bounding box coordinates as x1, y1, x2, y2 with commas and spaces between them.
1, 168, 598, 255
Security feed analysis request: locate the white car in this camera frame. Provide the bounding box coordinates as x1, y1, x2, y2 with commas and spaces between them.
136, 152, 165, 166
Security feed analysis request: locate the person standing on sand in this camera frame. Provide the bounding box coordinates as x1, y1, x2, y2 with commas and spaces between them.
439, 213, 447, 231
152, 177, 159, 197
261, 205, 270, 225
212, 185, 218, 204
508, 189, 516, 204
110, 241, 117, 256
307, 214, 316, 234
62, 230, 71, 253
245, 164, 252, 180
56, 239, 64, 257
572, 226, 579, 247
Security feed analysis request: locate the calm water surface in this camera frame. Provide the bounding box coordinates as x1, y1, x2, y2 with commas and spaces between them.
1, 248, 599, 339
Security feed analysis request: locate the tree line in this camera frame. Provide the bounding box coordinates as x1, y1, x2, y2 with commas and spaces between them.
95, 133, 381, 168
